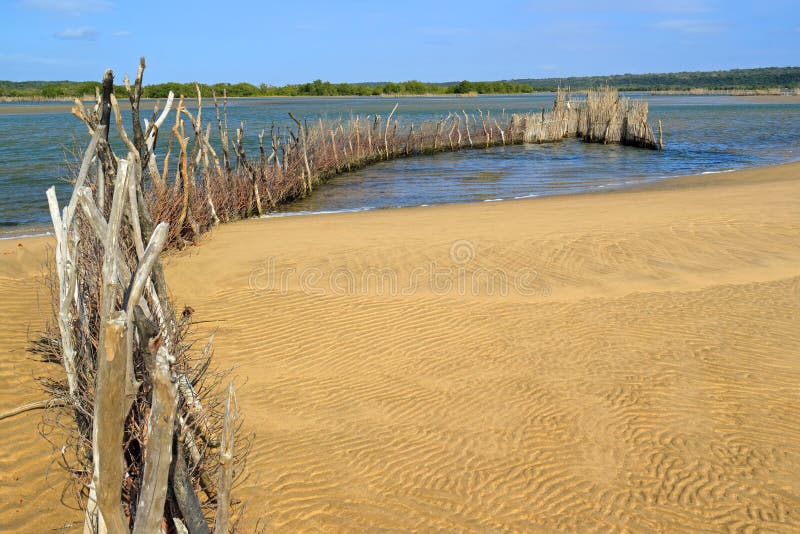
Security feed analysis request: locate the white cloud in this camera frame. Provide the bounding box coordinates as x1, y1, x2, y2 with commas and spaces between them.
654, 19, 726, 34
112, 30, 132, 38
21, 0, 112, 15
55, 26, 98, 40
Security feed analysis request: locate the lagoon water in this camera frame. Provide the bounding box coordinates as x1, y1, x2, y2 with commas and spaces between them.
1, 94, 799, 234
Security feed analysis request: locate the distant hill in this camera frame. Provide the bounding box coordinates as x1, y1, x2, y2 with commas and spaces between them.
502, 67, 800, 91
2, 67, 799, 99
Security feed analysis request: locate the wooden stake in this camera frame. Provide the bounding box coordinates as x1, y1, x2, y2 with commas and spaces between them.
462, 110, 473, 147
132, 342, 178, 534
214, 383, 238, 534
384, 103, 399, 159
288, 112, 313, 193
94, 313, 131, 534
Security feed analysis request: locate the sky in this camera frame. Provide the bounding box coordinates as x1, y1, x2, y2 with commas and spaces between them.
1, 0, 799, 84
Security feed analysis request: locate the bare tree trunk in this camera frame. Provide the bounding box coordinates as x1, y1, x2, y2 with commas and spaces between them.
288, 112, 313, 193
124, 57, 146, 162
257, 129, 274, 210
172, 98, 191, 235
172, 437, 211, 534
384, 103, 398, 159
145, 92, 175, 193
495, 119, 505, 145
463, 110, 473, 147
212, 90, 232, 174
354, 117, 360, 159
214, 384, 238, 534
94, 314, 131, 534
91, 156, 133, 533
132, 342, 177, 534
330, 129, 339, 167
95, 70, 114, 213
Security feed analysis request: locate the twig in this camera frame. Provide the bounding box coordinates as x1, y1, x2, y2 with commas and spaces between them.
0, 398, 66, 421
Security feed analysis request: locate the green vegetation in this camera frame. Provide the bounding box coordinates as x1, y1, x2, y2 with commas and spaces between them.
0, 78, 533, 98
0, 80, 129, 98
510, 67, 800, 92
2, 66, 799, 99
141, 79, 534, 98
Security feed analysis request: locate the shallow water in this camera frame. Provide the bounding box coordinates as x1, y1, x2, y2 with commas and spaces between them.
1, 94, 799, 233
279, 95, 800, 214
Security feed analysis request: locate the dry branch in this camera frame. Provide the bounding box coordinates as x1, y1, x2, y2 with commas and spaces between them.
93, 313, 131, 534
214, 384, 238, 534
132, 345, 177, 534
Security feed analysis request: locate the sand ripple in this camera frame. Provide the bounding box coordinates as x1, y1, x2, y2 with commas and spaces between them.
162, 168, 800, 531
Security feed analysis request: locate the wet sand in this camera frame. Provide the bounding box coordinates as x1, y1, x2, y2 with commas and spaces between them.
1, 163, 799, 531
737, 95, 800, 104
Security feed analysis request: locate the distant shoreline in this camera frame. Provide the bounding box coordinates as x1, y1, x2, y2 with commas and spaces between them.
0, 93, 541, 114
735, 94, 800, 104
3, 91, 800, 116
3, 88, 800, 105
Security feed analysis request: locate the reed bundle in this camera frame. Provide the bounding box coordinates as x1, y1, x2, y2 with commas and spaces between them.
576, 87, 659, 148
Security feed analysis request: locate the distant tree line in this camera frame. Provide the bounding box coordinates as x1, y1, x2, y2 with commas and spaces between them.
0, 79, 534, 98
510, 67, 800, 91
2, 66, 799, 99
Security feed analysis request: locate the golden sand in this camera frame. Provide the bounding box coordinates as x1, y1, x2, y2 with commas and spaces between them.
737, 95, 800, 104
1, 163, 799, 531
0, 237, 82, 532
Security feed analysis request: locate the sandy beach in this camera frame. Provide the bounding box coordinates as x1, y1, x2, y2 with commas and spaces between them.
1, 163, 799, 531
737, 95, 800, 104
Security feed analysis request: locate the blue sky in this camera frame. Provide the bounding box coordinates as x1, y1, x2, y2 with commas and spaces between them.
2, 0, 798, 84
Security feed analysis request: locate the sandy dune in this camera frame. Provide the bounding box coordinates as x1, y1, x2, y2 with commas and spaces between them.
1, 163, 799, 531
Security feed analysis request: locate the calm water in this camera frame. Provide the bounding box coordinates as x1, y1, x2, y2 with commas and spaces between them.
1, 95, 799, 235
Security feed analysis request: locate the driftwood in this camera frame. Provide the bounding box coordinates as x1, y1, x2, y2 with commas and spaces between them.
35, 61, 245, 534
94, 313, 130, 533
46, 125, 103, 403
215, 384, 238, 534
173, 434, 211, 534
212, 90, 232, 174
132, 342, 177, 534
288, 112, 313, 193
384, 103, 398, 158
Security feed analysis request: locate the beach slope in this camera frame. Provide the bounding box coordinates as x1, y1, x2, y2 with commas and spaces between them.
1, 163, 798, 531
